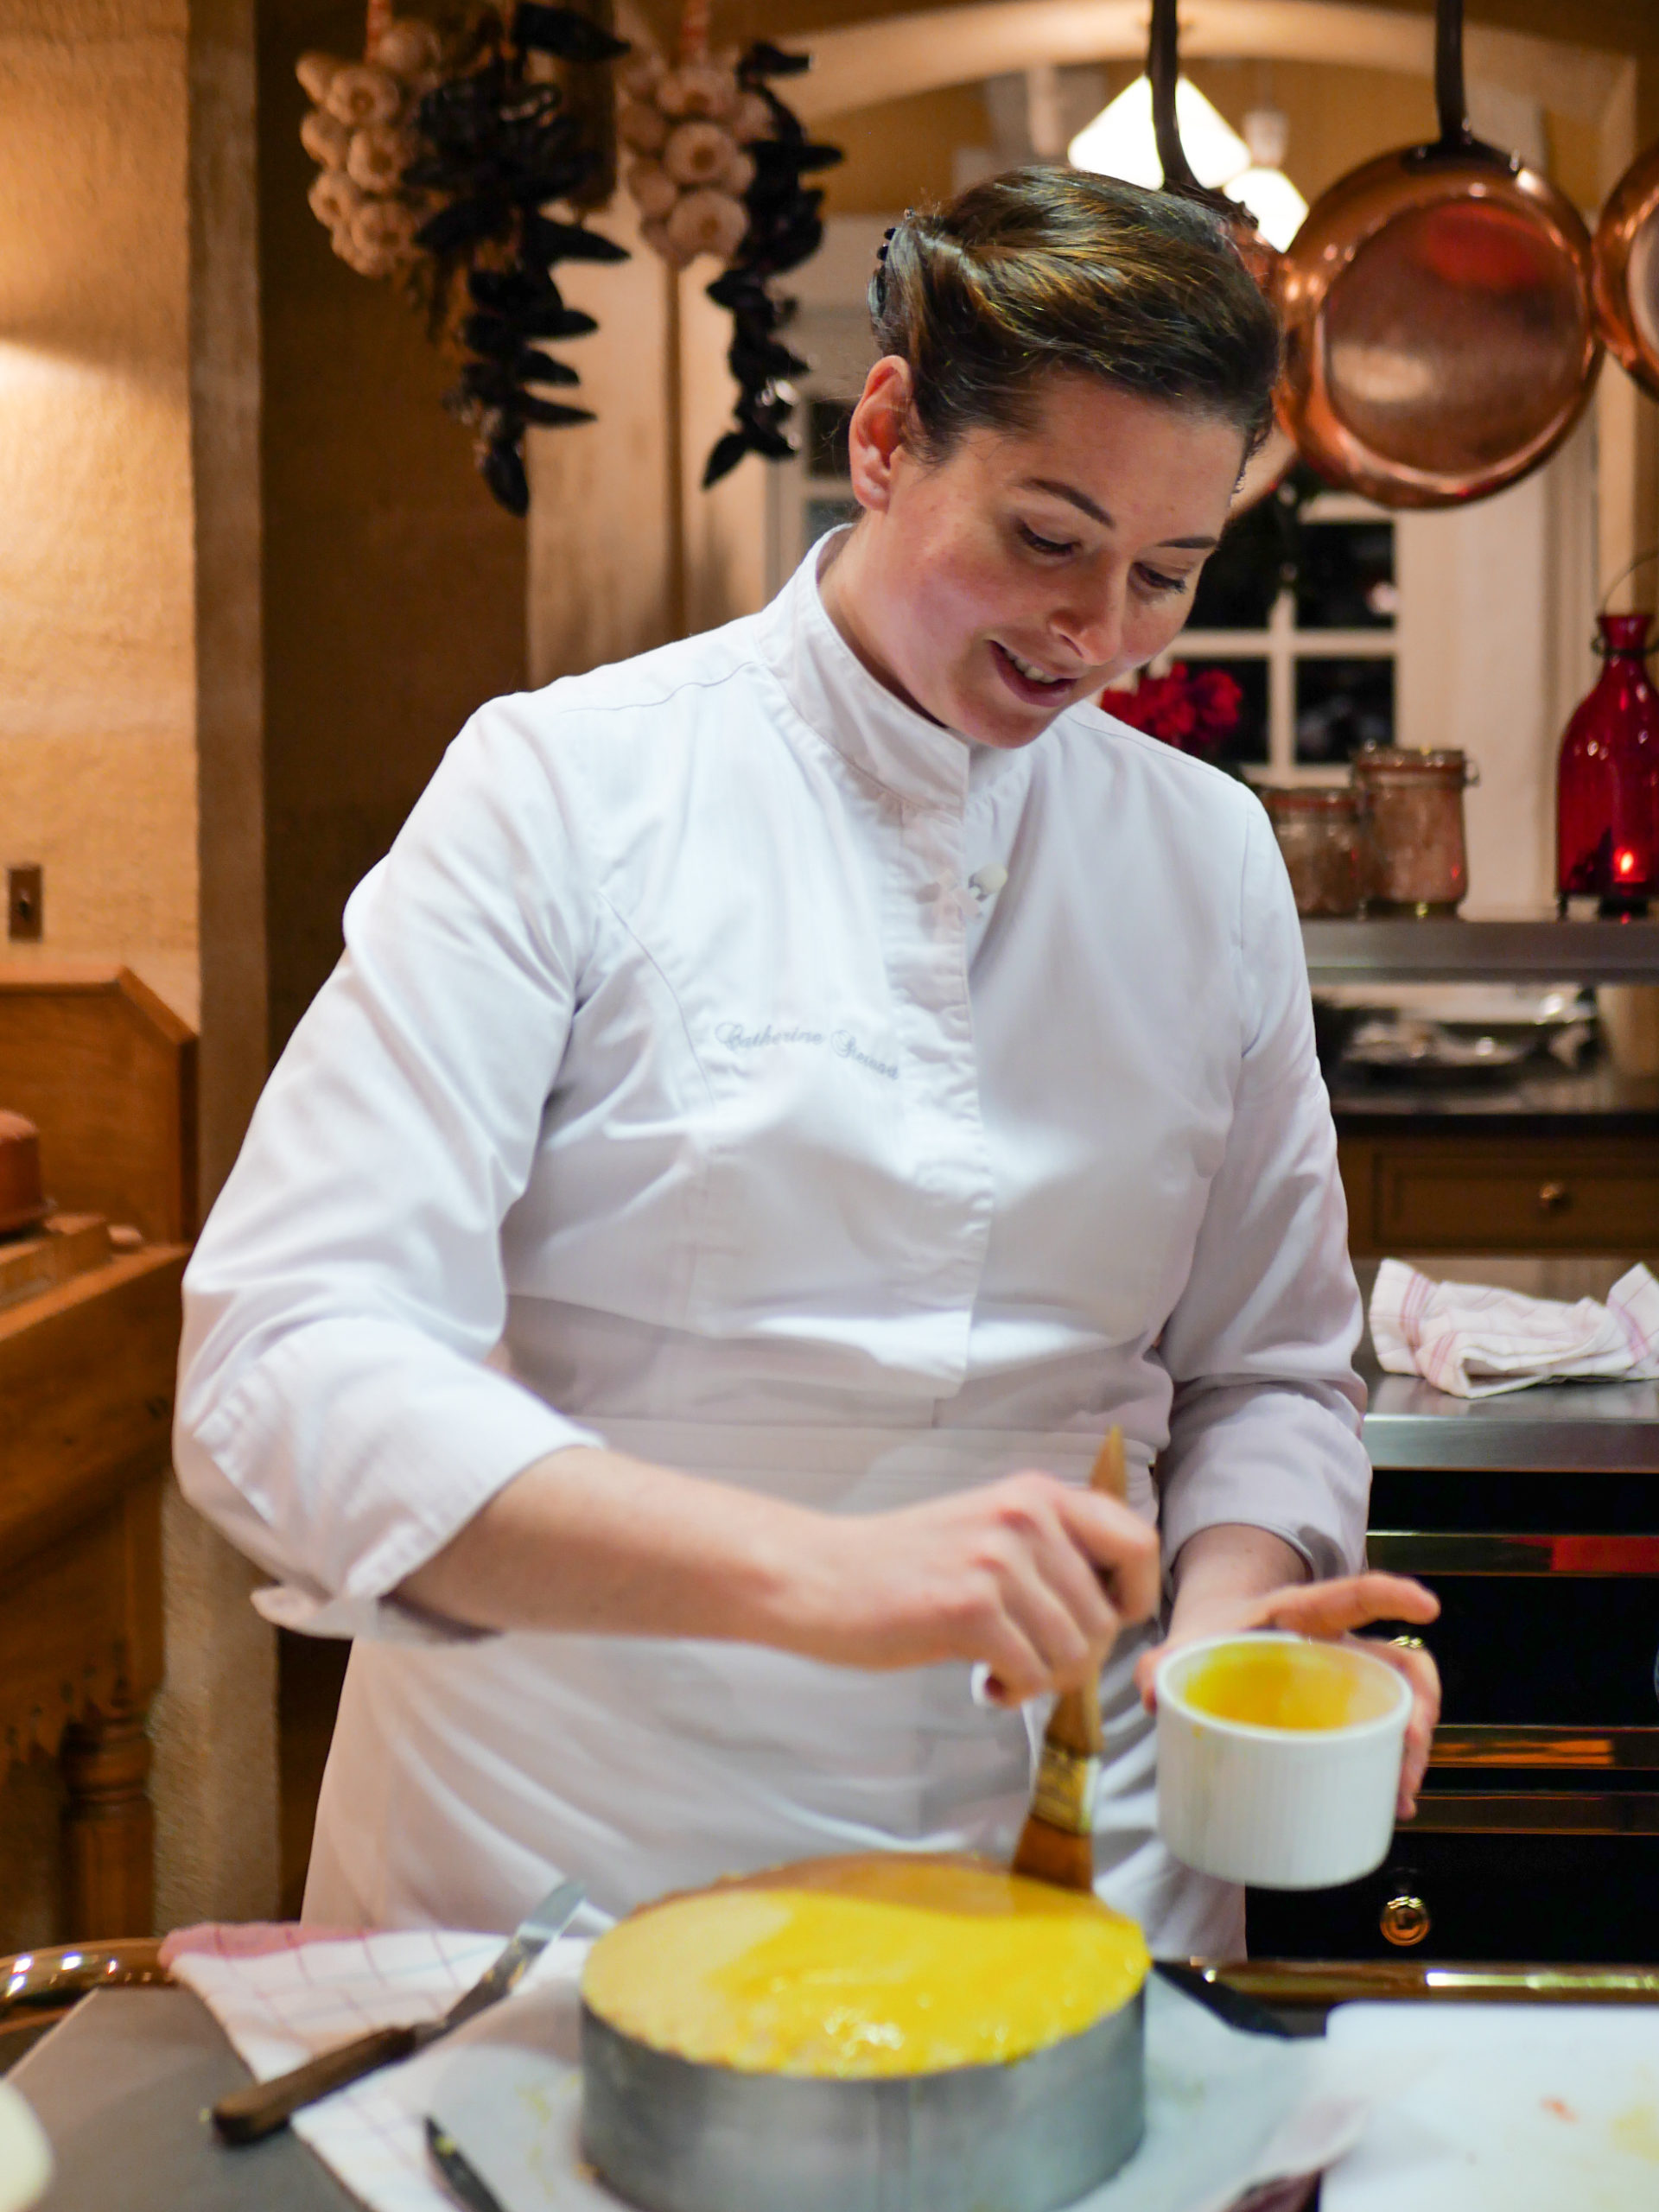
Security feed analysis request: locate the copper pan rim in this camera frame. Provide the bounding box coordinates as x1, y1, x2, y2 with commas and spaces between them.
1275, 157, 1597, 318
1273, 347, 1601, 511
1274, 160, 1600, 509
1271, 0, 1600, 511
1592, 139, 1659, 400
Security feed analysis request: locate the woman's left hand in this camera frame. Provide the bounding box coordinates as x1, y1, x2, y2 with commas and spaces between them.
1133, 1570, 1442, 1820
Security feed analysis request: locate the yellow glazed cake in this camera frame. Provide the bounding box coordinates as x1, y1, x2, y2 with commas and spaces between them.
580, 1852, 1150, 2079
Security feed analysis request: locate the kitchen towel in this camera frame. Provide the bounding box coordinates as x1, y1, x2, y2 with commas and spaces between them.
162, 1925, 1391, 2212
1370, 1259, 1659, 1398
162, 1922, 582, 2212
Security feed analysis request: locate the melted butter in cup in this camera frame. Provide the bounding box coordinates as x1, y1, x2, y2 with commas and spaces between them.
1177, 1637, 1403, 1732
1155, 1633, 1412, 1891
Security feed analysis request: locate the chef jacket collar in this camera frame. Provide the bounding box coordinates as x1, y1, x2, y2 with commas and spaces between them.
756, 531, 1035, 815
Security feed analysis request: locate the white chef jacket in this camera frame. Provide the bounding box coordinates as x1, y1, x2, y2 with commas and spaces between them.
175, 537, 1369, 1955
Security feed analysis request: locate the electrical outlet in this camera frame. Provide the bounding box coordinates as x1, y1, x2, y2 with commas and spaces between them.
8, 865, 42, 941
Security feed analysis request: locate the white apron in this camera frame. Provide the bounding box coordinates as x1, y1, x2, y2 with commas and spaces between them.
305, 1421, 1243, 1958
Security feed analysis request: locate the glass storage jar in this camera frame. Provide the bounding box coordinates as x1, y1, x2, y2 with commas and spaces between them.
1353, 747, 1478, 915
1262, 787, 1369, 917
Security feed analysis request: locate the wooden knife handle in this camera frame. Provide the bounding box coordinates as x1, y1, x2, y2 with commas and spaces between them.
213, 2022, 422, 2145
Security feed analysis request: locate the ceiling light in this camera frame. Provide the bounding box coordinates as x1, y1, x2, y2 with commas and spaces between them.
1067, 75, 1249, 194
1224, 108, 1308, 251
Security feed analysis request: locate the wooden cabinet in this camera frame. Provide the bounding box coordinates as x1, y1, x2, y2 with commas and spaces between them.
0, 966, 194, 1942
0, 1252, 182, 1941
1340, 1132, 1659, 1256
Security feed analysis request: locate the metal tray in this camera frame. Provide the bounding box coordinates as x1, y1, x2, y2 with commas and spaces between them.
580, 1991, 1145, 2212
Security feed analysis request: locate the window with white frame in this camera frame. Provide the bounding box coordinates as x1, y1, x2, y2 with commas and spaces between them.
769, 387, 864, 583
1150, 469, 1398, 783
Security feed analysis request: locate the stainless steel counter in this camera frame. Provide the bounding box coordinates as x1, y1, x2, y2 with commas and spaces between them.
1360, 1358, 1659, 1472
1330, 1058, 1659, 1133
1303, 916, 1659, 986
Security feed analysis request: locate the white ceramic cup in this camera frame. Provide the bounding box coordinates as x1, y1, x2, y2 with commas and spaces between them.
1154, 1631, 1412, 1891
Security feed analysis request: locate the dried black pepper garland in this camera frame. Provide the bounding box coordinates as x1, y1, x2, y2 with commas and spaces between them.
405, 3, 630, 514
701, 42, 842, 489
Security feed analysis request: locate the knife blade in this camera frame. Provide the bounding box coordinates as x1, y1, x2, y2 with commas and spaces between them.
212, 1877, 585, 2145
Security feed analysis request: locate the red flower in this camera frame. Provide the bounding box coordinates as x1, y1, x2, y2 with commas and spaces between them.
1103, 662, 1243, 758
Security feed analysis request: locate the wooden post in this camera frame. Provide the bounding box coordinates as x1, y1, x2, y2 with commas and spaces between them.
60, 1706, 155, 1940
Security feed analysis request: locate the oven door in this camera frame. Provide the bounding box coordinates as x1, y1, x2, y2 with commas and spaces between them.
1249, 1497, 1659, 1964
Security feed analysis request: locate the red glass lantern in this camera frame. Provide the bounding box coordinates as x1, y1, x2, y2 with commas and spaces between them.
1557, 612, 1659, 912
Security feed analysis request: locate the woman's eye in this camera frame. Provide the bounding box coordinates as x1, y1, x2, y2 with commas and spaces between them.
1135, 565, 1190, 597
1017, 523, 1077, 558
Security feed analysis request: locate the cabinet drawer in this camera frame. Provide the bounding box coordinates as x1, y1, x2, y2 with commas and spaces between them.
1249, 1829, 1659, 1964
1367, 1140, 1659, 1252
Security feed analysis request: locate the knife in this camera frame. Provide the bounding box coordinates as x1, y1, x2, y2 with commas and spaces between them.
212, 1877, 585, 2145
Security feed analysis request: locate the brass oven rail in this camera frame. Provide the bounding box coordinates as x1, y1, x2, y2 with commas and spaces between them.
1199, 1959, 1659, 2007
1370, 1531, 1659, 1574
1431, 1726, 1659, 1770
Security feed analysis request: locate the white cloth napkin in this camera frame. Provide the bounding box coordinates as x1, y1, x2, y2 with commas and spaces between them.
1370, 1259, 1659, 1399
162, 1923, 588, 2212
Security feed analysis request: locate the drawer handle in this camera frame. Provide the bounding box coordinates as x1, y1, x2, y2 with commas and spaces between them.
1536, 1181, 1572, 1214
1380, 1891, 1432, 1948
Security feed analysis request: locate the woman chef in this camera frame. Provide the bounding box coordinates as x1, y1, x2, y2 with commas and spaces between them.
176, 169, 1440, 1957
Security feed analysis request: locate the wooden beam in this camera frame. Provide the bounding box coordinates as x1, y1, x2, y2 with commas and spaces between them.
791, 1, 1630, 128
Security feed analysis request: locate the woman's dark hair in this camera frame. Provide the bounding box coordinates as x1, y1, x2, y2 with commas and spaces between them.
869, 167, 1281, 461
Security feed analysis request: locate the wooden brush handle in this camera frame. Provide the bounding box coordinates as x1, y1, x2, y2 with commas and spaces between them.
983, 1428, 1128, 1723
1042, 1428, 1128, 1756
1089, 1427, 1128, 1506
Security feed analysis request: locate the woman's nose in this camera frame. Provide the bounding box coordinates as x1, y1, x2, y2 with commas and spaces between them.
1054, 576, 1126, 668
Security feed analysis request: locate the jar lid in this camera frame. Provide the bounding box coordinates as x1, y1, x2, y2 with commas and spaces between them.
1262, 785, 1363, 815
1352, 746, 1468, 778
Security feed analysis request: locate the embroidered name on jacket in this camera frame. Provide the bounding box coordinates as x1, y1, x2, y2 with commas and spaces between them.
715, 1022, 899, 1081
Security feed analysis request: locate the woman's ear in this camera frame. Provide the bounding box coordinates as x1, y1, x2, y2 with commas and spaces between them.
846, 356, 914, 516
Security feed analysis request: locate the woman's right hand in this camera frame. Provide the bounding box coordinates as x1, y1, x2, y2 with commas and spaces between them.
769, 1472, 1161, 1704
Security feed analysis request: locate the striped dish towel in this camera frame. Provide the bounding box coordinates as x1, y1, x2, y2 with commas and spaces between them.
161, 1922, 588, 2212
1370, 1261, 1659, 1399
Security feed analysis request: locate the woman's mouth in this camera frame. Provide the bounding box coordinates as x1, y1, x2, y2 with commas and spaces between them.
991, 640, 1080, 705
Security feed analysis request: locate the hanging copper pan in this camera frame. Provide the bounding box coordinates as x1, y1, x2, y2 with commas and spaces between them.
1275, 0, 1599, 509
1593, 138, 1659, 402
1144, 0, 1295, 514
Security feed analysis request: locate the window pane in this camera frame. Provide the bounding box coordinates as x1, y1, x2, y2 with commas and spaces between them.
1187, 500, 1284, 631
804, 495, 861, 543
1177, 656, 1269, 767
1294, 657, 1395, 763
1294, 523, 1396, 630
806, 399, 853, 480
